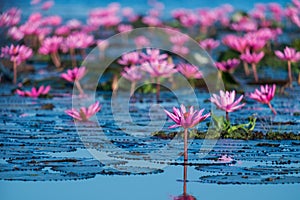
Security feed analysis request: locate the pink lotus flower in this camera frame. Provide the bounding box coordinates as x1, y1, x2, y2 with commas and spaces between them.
240, 50, 265, 82
61, 66, 86, 82
39, 36, 63, 54
65, 101, 102, 122
249, 84, 276, 115
0, 8, 21, 27
42, 15, 61, 26
275, 47, 300, 62
177, 63, 203, 79
55, 25, 70, 36
169, 34, 190, 55
134, 36, 150, 49
275, 47, 300, 85
30, 0, 41, 5
66, 19, 82, 29
141, 60, 176, 78
141, 59, 176, 101
61, 66, 86, 95
178, 12, 198, 28
118, 52, 140, 66
169, 34, 189, 46
140, 48, 168, 62
269, 3, 283, 22
293, 0, 300, 8
164, 104, 210, 162
231, 18, 258, 32
121, 65, 143, 82
172, 45, 189, 55
290, 14, 300, 28
61, 32, 94, 67
16, 85, 51, 98
121, 65, 143, 95
215, 59, 240, 72
210, 90, 245, 121
222, 35, 247, 53
97, 40, 109, 52
1, 44, 33, 84
142, 16, 162, 26
1, 44, 33, 65
39, 36, 63, 67
117, 24, 133, 33
41, 1, 54, 10
244, 33, 267, 51
199, 38, 220, 53
7, 26, 24, 41
164, 104, 210, 129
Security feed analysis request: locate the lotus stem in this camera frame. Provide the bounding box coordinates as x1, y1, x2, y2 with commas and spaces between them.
287, 61, 293, 87
13, 60, 17, 84
267, 103, 277, 115
184, 128, 188, 162
156, 78, 160, 102
130, 81, 136, 96
51, 52, 61, 68
183, 161, 187, 196
243, 61, 250, 76
81, 49, 86, 59
70, 48, 76, 67
226, 111, 229, 122
251, 63, 259, 82
218, 71, 222, 81
112, 74, 118, 95
75, 80, 84, 96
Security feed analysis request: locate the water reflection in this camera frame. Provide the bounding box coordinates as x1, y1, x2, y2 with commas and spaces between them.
173, 160, 197, 200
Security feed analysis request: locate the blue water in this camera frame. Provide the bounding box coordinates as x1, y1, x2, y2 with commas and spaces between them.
0, 166, 299, 200
1, 0, 293, 20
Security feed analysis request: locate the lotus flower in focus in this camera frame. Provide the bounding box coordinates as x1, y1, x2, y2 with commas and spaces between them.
164, 104, 210, 129
165, 104, 210, 162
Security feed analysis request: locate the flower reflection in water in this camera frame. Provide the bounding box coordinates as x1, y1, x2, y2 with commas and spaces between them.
173, 160, 197, 200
